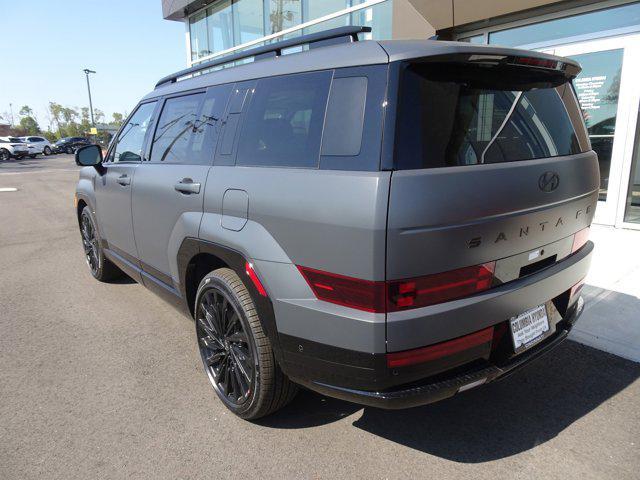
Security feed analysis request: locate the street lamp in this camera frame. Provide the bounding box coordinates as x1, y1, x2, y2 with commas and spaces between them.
83, 69, 96, 126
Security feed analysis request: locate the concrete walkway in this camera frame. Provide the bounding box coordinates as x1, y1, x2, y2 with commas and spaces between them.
571, 225, 640, 362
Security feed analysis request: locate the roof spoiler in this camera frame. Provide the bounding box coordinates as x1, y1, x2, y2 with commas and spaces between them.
155, 25, 372, 89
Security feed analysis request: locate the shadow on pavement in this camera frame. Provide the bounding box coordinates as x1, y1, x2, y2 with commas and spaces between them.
260, 341, 639, 462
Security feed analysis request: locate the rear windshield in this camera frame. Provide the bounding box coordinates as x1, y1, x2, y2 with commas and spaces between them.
394, 62, 587, 169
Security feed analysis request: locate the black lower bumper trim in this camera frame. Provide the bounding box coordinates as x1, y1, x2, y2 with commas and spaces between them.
295, 297, 583, 410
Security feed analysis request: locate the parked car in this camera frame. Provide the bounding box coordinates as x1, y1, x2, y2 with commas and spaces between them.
0, 136, 29, 160
19, 136, 53, 156
74, 27, 597, 420
52, 137, 91, 154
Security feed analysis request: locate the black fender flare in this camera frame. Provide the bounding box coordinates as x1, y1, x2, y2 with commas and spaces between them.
177, 238, 284, 366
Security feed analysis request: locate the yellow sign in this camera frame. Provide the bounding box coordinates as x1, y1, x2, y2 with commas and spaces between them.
90, 127, 98, 135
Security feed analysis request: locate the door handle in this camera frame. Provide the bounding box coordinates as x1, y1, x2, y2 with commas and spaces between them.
174, 178, 201, 194
116, 174, 131, 186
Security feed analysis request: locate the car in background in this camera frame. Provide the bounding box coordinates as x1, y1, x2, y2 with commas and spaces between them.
19, 136, 53, 156
52, 137, 91, 154
0, 137, 29, 161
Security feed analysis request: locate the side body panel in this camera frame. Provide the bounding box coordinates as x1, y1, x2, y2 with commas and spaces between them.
200, 167, 391, 354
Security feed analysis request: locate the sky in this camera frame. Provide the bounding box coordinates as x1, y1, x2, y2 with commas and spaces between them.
0, 0, 186, 129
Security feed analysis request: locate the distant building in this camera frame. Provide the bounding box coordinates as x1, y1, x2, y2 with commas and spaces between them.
0, 123, 10, 136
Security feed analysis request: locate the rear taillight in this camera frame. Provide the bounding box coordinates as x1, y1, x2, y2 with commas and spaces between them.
297, 266, 386, 313
571, 227, 590, 253
297, 262, 495, 313
386, 326, 494, 368
387, 262, 495, 312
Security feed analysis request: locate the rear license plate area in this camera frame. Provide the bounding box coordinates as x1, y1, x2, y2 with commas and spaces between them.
509, 304, 551, 354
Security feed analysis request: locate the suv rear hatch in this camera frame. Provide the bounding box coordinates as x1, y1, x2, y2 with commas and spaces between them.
384, 49, 598, 350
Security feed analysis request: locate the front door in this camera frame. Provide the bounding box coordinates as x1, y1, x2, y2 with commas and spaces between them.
94, 101, 157, 265
131, 86, 232, 289
548, 35, 640, 226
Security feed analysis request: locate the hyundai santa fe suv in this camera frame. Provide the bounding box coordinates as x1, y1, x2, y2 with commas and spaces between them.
74, 27, 597, 420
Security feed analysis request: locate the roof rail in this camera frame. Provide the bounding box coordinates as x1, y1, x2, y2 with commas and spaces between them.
155, 25, 372, 88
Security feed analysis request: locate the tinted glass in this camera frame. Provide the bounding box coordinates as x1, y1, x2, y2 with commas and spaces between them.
570, 49, 623, 201
395, 63, 582, 169
321, 76, 367, 156
237, 71, 331, 168
489, 3, 640, 47
150, 94, 204, 163
112, 102, 156, 163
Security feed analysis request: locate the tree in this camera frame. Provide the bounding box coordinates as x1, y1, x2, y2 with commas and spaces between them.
17, 105, 40, 135
111, 112, 124, 126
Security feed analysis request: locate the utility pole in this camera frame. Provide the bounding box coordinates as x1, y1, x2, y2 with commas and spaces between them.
83, 69, 96, 126
9, 103, 14, 127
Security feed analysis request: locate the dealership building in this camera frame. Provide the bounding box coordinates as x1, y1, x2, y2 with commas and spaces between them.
162, 0, 640, 231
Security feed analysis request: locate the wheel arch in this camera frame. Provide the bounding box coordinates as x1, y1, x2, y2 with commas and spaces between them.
177, 238, 284, 364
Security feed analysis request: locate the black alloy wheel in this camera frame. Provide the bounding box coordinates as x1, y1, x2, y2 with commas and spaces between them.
80, 209, 100, 276
66, 146, 73, 154
197, 288, 256, 407
44, 146, 51, 155
194, 268, 298, 419
0, 149, 9, 161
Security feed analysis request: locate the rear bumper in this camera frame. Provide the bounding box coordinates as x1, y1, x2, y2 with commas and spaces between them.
298, 296, 584, 409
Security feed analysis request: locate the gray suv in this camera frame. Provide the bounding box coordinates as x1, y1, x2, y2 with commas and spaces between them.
74, 27, 597, 420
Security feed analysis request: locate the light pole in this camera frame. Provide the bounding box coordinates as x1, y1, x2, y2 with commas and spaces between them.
83, 69, 96, 126
9, 103, 14, 127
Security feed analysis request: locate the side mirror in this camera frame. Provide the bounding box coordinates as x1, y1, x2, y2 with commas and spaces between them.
75, 144, 103, 167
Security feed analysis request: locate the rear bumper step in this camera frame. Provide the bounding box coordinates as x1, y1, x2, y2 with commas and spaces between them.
299, 297, 584, 409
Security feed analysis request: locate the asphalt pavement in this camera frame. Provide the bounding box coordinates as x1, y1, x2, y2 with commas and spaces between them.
1, 154, 638, 480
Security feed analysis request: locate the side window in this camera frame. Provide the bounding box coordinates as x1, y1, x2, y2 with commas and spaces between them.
321, 77, 368, 156
236, 71, 332, 168
111, 102, 156, 163
192, 84, 233, 162
150, 93, 204, 163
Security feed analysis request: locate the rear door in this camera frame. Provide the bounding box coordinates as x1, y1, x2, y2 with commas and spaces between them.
94, 101, 157, 269
131, 85, 232, 290
387, 57, 599, 279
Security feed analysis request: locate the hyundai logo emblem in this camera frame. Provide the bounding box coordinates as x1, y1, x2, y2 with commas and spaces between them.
538, 171, 560, 192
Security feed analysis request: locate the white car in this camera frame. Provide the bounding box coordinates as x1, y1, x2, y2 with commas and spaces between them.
0, 137, 29, 161
19, 136, 53, 157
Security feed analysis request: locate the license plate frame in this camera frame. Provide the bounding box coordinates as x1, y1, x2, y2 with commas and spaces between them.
509, 304, 551, 354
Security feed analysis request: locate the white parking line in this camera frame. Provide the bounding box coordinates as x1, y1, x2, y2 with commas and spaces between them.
0, 187, 18, 192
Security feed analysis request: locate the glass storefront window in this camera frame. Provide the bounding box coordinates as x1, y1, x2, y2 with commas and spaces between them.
570, 49, 624, 201
351, 0, 392, 40
624, 110, 640, 224
459, 34, 485, 44
233, 0, 264, 45
266, 0, 302, 34
208, 1, 234, 55
190, 0, 393, 64
189, 10, 210, 61
489, 3, 640, 47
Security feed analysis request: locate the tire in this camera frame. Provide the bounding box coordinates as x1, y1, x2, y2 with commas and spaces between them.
0, 149, 9, 161
43, 146, 51, 155
79, 206, 123, 282
195, 268, 297, 420
29, 154, 36, 159
66, 146, 73, 154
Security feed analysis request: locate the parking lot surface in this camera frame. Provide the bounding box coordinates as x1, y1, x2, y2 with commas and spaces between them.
1, 155, 639, 480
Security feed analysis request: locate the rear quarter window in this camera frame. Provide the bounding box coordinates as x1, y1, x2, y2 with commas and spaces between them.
394, 62, 585, 169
